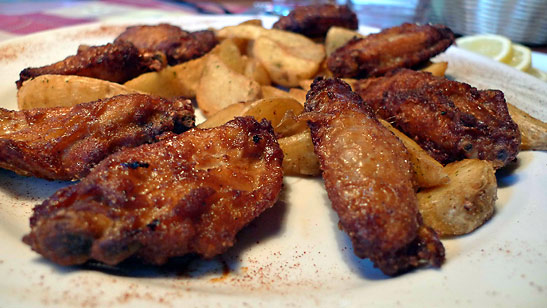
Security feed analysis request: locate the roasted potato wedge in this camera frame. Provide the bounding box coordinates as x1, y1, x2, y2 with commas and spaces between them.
243, 56, 271, 85
288, 88, 307, 105
253, 37, 321, 87
379, 119, 449, 188
507, 103, 547, 151
215, 39, 246, 74
218, 25, 325, 62
261, 85, 291, 99
198, 101, 250, 129
124, 56, 206, 98
242, 97, 304, 134
218, 25, 325, 87
196, 54, 262, 116
417, 159, 497, 236
421, 61, 448, 77
17, 74, 139, 109
278, 129, 320, 176
325, 26, 365, 56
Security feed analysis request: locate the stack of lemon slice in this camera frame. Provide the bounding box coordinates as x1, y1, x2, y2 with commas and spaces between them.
455, 34, 547, 82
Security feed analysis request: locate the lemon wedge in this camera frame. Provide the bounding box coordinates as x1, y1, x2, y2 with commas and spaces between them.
527, 67, 547, 82
456, 34, 513, 63
507, 44, 532, 71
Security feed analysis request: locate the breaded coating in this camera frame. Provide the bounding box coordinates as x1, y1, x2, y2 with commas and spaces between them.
327, 23, 454, 78
0, 94, 194, 180
23, 117, 283, 266
303, 78, 444, 275
17, 41, 164, 89
273, 4, 358, 38
115, 23, 218, 66
354, 69, 521, 167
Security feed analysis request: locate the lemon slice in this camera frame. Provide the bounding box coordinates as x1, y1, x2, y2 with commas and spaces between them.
507, 44, 532, 71
456, 34, 513, 63
527, 67, 547, 82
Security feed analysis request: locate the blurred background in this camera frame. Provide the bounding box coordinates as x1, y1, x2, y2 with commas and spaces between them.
0, 0, 545, 47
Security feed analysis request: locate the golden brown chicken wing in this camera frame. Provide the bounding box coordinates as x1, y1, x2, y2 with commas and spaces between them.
16, 41, 164, 88
114, 23, 218, 66
23, 117, 283, 266
327, 23, 454, 78
354, 69, 521, 168
302, 78, 444, 275
0, 94, 194, 180
272, 4, 358, 38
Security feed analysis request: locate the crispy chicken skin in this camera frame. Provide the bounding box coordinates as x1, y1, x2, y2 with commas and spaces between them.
327, 23, 454, 78
16, 41, 164, 89
272, 4, 358, 38
23, 117, 283, 266
354, 69, 521, 167
115, 24, 218, 66
0, 94, 194, 181
302, 78, 444, 275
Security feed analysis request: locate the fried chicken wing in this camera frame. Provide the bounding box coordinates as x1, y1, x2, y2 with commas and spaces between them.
23, 117, 283, 266
17, 41, 164, 89
114, 24, 218, 66
354, 69, 521, 167
302, 78, 444, 275
0, 94, 194, 181
272, 4, 358, 38
327, 23, 454, 78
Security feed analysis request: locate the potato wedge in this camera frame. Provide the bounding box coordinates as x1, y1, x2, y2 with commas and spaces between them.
253, 37, 321, 87
417, 159, 497, 236
379, 119, 449, 188
18, 74, 139, 109
278, 129, 320, 176
243, 56, 271, 85
215, 39, 246, 74
288, 88, 307, 105
421, 61, 448, 77
217, 25, 325, 62
124, 56, 206, 98
218, 24, 325, 87
261, 85, 291, 99
507, 103, 547, 151
325, 26, 365, 56
198, 101, 250, 129
196, 54, 262, 116
239, 19, 263, 27
242, 97, 304, 134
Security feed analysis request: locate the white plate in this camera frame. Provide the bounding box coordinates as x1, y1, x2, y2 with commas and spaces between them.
0, 16, 546, 308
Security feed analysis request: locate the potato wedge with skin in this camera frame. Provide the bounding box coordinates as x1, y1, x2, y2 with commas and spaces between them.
421, 61, 448, 77
417, 159, 497, 236
243, 56, 271, 85
288, 88, 307, 105
379, 119, 449, 188
242, 97, 304, 132
196, 54, 262, 116
325, 26, 365, 56
215, 39, 246, 74
198, 101, 250, 129
217, 25, 325, 62
124, 56, 205, 98
278, 129, 320, 176
261, 85, 291, 99
507, 103, 547, 151
18, 74, 139, 109
254, 37, 320, 87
